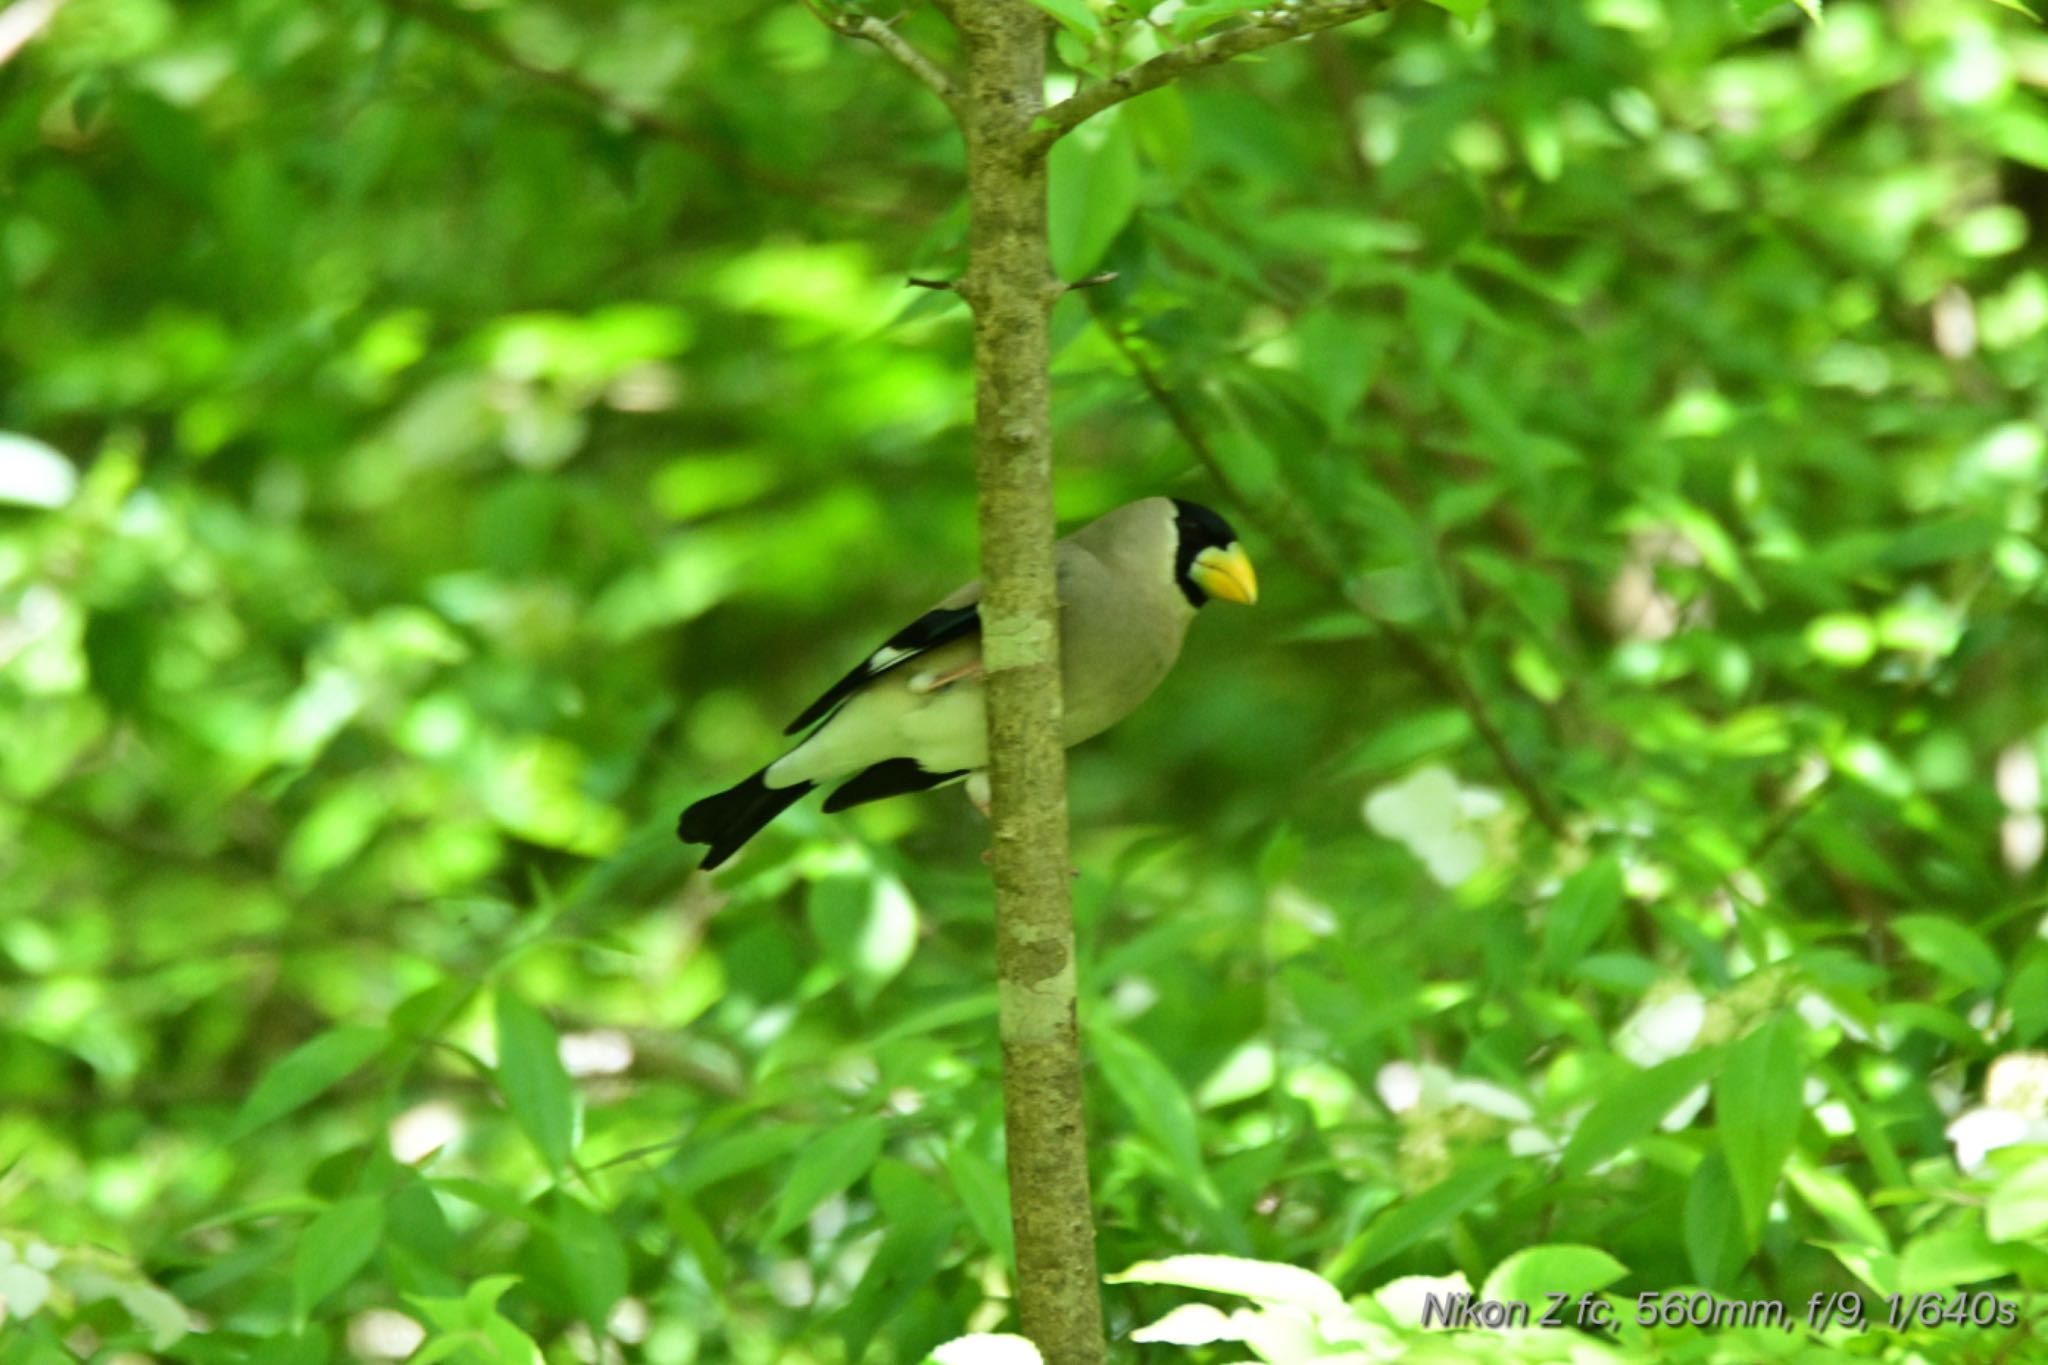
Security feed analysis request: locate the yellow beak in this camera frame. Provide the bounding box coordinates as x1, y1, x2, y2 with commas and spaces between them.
1190, 542, 1258, 606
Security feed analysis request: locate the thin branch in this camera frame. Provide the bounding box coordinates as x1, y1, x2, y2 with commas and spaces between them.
835, 13, 964, 115
1061, 271, 1119, 292
1028, 0, 1400, 155
1084, 297, 1572, 841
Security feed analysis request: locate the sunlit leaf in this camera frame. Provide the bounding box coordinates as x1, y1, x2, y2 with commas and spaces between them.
1328, 1157, 1517, 1281
1480, 1245, 1626, 1304
1686, 1153, 1746, 1289
1049, 108, 1138, 278
1986, 1157, 2048, 1244
1542, 855, 1624, 974
1560, 1049, 1725, 1177
1892, 915, 2004, 993
1022, 0, 1100, 39
1107, 1254, 1344, 1312
1718, 1016, 1806, 1241
763, 1117, 887, 1241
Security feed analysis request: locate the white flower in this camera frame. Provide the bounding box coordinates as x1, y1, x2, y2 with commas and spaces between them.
1616, 989, 1706, 1066
1378, 1060, 1541, 1126
1986, 1051, 2048, 1115
1948, 1108, 2033, 1174
0, 1261, 51, 1318
1364, 766, 1505, 887
1946, 1051, 2048, 1172
1376, 1060, 1428, 1114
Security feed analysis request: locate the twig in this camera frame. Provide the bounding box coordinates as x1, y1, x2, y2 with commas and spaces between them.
1085, 296, 1572, 841
1027, 0, 1401, 155
1061, 271, 1119, 292
835, 13, 964, 115
907, 275, 957, 290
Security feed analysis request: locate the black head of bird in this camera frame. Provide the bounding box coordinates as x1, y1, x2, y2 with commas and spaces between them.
1170, 498, 1258, 608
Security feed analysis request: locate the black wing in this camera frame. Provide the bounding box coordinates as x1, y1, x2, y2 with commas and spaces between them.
783, 602, 981, 735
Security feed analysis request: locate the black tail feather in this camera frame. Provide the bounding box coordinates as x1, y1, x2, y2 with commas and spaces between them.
677, 768, 815, 870
822, 759, 968, 814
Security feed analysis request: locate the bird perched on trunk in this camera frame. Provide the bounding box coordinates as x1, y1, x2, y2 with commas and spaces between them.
678, 497, 1257, 870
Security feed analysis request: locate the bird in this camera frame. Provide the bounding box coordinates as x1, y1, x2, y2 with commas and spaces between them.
677, 497, 1258, 870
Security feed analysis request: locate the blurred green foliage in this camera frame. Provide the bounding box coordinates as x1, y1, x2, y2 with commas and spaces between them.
4, 0, 2048, 1361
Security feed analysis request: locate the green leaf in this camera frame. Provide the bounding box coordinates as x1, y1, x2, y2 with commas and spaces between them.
1049, 109, 1138, 278
945, 1143, 1015, 1272
1424, 0, 1488, 23
1337, 707, 1473, 777
657, 1191, 726, 1293
1165, 0, 1276, 40
1560, 1049, 1724, 1177
2009, 953, 2048, 1044
1404, 271, 1476, 370
1125, 87, 1193, 184
1718, 1015, 1805, 1240
1480, 1245, 1626, 1304
1087, 1019, 1204, 1183
1786, 1158, 1891, 1251
249, 1328, 331, 1365
494, 987, 578, 1172
1542, 855, 1625, 974
293, 1196, 385, 1322
541, 1194, 627, 1329
408, 1275, 540, 1365
806, 872, 919, 1006
842, 1160, 959, 1360
1899, 1223, 2012, 1293
229, 1027, 387, 1140
1329, 1157, 1517, 1282
1022, 0, 1102, 39
1891, 914, 2004, 993
1686, 1153, 1747, 1288
386, 1180, 459, 1268
764, 1116, 887, 1241
668, 1123, 810, 1195
1732, 0, 1793, 24
1818, 1240, 1902, 1298
1987, 1157, 2048, 1244
429, 1177, 548, 1227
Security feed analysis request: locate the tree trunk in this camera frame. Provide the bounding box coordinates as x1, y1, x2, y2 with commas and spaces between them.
952, 3, 1106, 1362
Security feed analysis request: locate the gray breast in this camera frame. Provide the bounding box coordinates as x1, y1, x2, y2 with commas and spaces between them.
1055, 552, 1192, 745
